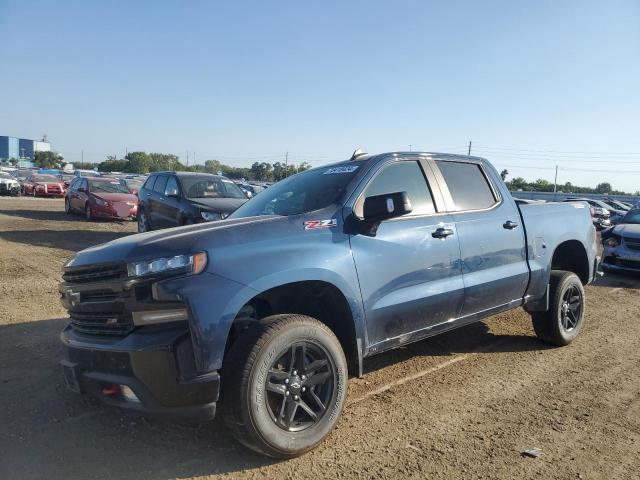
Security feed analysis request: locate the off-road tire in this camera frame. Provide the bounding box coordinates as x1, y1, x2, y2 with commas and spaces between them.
532, 271, 585, 346
220, 314, 348, 458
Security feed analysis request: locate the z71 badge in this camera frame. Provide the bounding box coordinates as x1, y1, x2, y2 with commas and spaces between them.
304, 219, 337, 230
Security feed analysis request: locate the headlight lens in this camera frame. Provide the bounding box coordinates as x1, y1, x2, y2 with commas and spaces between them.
201, 211, 221, 221
94, 197, 108, 207
606, 237, 620, 247
127, 252, 207, 277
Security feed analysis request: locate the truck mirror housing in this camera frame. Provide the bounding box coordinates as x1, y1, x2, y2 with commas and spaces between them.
363, 191, 412, 223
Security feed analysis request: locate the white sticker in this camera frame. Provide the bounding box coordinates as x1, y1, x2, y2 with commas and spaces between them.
323, 165, 359, 175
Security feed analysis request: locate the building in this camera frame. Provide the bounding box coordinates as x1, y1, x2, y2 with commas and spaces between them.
0, 135, 50, 163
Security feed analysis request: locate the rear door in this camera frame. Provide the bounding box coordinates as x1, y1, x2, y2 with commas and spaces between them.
349, 158, 464, 350
431, 159, 528, 317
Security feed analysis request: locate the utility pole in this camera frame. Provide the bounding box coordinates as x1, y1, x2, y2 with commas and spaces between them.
186, 151, 189, 167
468, 141, 472, 156
193, 152, 196, 166
81, 149, 84, 164
285, 151, 289, 178
553, 165, 558, 193
409, 144, 412, 152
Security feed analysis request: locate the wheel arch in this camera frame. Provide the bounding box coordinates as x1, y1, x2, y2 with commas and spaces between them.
225, 280, 363, 376
550, 240, 590, 284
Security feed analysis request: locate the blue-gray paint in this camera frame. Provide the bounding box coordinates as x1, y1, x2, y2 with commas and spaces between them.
67, 152, 598, 373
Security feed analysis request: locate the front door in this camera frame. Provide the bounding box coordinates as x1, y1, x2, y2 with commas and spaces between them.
349, 159, 465, 349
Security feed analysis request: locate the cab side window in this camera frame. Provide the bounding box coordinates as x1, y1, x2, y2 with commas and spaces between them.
436, 161, 497, 211
153, 176, 168, 194
143, 175, 156, 191
165, 176, 179, 196
357, 161, 436, 217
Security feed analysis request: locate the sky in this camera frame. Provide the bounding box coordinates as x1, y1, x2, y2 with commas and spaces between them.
1, 0, 639, 191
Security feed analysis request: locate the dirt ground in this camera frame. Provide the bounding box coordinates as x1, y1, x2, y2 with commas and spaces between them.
0, 196, 639, 480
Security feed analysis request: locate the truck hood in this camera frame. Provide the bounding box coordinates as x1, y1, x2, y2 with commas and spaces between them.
188, 197, 247, 213
614, 223, 640, 239
67, 215, 282, 267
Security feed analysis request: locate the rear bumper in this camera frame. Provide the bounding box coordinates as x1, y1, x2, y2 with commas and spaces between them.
60, 323, 219, 422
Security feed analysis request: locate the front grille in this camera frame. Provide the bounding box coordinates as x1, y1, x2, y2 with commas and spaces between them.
604, 256, 640, 269
69, 311, 133, 336
63, 263, 128, 284
81, 290, 118, 302
623, 237, 640, 251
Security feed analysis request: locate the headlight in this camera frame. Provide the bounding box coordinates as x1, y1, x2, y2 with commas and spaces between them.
606, 237, 620, 247
94, 198, 108, 207
201, 211, 221, 221
127, 252, 207, 277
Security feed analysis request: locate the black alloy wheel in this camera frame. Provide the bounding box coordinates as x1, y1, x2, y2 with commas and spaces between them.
265, 342, 336, 432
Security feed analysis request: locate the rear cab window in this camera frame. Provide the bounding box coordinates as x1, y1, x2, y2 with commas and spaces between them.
436, 161, 498, 211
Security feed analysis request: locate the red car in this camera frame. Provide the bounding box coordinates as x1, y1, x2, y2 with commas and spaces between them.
22, 174, 66, 197
65, 177, 138, 220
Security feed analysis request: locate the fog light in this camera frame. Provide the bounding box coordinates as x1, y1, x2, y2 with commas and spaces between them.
120, 385, 141, 403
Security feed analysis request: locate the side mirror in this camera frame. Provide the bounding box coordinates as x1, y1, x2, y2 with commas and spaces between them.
131, 189, 139, 196
166, 188, 179, 197
357, 191, 413, 236
77, 187, 86, 193
245, 191, 253, 199
363, 191, 412, 223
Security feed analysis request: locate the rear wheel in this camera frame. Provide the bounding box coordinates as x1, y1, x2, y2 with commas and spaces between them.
220, 314, 348, 458
531, 271, 585, 346
64, 197, 71, 214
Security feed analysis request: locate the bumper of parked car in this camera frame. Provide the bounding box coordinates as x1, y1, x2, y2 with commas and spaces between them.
0, 184, 20, 195
92, 203, 138, 219
602, 246, 640, 274
60, 323, 219, 422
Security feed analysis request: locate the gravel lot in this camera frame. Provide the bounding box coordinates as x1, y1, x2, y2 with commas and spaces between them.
1, 196, 639, 480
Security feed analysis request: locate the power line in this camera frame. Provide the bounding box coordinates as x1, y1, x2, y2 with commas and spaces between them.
474, 144, 640, 156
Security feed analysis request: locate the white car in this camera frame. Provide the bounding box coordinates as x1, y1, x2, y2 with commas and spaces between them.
0, 171, 21, 196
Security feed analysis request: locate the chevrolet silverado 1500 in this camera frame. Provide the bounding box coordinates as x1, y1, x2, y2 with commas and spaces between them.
59, 151, 599, 457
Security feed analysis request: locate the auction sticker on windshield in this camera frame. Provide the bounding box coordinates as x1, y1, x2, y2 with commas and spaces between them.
323, 166, 359, 174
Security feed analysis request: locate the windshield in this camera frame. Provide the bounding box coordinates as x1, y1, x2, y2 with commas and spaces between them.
90, 180, 131, 194
33, 175, 58, 182
230, 164, 360, 218
606, 200, 630, 210
181, 176, 246, 199
0, 172, 13, 179
621, 209, 640, 224
124, 179, 143, 190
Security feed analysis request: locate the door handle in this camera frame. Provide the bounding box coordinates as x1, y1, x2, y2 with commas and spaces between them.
503, 220, 519, 230
146, 192, 152, 197
432, 227, 454, 239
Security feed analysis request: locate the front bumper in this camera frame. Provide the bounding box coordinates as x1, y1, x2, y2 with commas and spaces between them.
602, 246, 640, 274
60, 323, 219, 422
0, 184, 20, 195
92, 203, 138, 219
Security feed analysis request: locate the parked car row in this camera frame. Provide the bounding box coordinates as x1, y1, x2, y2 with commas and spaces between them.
65, 177, 139, 220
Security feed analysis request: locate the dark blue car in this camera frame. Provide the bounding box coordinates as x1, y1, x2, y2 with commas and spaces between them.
59, 151, 599, 457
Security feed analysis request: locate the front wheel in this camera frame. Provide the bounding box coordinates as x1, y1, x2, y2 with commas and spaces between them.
137, 208, 150, 232
85, 204, 93, 221
531, 271, 585, 346
220, 314, 348, 458
64, 197, 71, 214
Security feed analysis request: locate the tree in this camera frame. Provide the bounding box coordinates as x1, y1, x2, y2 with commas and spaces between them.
34, 151, 64, 169
125, 152, 152, 173
98, 158, 129, 172
298, 162, 311, 172
595, 182, 612, 194
250, 162, 274, 182
506, 177, 530, 191
203, 159, 222, 174
500, 169, 508, 181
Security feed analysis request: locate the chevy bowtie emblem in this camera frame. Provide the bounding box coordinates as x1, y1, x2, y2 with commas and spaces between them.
65, 290, 81, 307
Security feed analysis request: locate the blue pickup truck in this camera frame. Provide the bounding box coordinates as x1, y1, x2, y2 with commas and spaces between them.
59, 151, 599, 457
